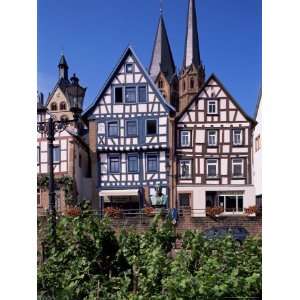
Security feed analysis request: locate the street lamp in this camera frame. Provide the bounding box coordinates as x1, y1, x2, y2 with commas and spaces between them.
37, 75, 86, 244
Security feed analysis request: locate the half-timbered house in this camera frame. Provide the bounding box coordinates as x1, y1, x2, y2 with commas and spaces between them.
37, 55, 92, 215
175, 74, 256, 216
84, 46, 176, 211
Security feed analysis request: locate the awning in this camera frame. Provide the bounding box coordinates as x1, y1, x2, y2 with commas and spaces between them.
99, 189, 139, 197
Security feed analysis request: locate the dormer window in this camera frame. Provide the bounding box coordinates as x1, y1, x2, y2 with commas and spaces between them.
190, 78, 194, 89
50, 102, 57, 111
125, 63, 133, 73
207, 100, 218, 114
158, 80, 164, 89
60, 101, 66, 110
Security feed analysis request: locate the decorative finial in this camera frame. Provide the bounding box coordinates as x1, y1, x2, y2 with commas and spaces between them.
160, 0, 163, 15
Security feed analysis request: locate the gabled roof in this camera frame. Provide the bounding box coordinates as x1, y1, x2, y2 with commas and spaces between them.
176, 73, 256, 125
45, 78, 70, 106
183, 0, 202, 69
149, 15, 176, 84
83, 46, 176, 119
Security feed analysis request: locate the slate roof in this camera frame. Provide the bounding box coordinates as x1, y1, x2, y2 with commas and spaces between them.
58, 54, 68, 68
149, 15, 176, 83
182, 0, 202, 69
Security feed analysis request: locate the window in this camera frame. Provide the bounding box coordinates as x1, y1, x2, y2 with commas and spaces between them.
126, 120, 137, 137
147, 154, 158, 172
190, 78, 194, 89
37, 189, 41, 206
53, 146, 60, 164
108, 121, 119, 137
158, 80, 164, 89
255, 135, 261, 152
233, 129, 243, 145
126, 63, 133, 73
232, 158, 243, 177
128, 154, 139, 173
219, 193, 244, 213
207, 100, 217, 114
37, 146, 40, 165
208, 130, 218, 146
179, 193, 191, 207
183, 80, 186, 91
179, 160, 192, 178
109, 156, 120, 173
60, 102, 66, 110
207, 159, 218, 177
146, 119, 157, 135
138, 86, 147, 102
50, 102, 57, 111
180, 130, 191, 147
125, 87, 136, 103
115, 87, 123, 103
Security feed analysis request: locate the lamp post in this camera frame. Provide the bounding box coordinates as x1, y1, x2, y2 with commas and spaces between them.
37, 74, 85, 244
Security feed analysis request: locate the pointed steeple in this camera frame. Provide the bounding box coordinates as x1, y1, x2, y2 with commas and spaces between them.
183, 0, 201, 69
149, 14, 176, 83
58, 54, 69, 81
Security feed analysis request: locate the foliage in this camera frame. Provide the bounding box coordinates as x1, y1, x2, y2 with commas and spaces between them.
38, 202, 261, 299
143, 206, 155, 216
244, 205, 258, 215
206, 206, 224, 217
104, 207, 123, 218
37, 174, 76, 206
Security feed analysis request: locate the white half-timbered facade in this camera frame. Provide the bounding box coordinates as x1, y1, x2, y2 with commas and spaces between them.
175, 74, 256, 216
84, 46, 175, 210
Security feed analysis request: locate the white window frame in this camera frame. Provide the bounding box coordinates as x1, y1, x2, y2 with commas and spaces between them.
206, 159, 218, 178
179, 160, 192, 179
125, 63, 133, 73
232, 158, 244, 177
180, 130, 191, 147
208, 130, 218, 146
207, 100, 218, 114
233, 129, 243, 146
218, 193, 244, 214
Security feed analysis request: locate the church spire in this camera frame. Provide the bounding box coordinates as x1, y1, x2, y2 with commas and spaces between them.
183, 0, 201, 69
149, 14, 176, 83
58, 54, 69, 81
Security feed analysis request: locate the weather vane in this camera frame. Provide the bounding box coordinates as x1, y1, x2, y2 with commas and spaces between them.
160, 0, 163, 15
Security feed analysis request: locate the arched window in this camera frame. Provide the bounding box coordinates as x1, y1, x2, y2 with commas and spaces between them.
61, 115, 68, 122
60, 101, 66, 110
158, 80, 164, 89
50, 102, 57, 111
190, 78, 194, 89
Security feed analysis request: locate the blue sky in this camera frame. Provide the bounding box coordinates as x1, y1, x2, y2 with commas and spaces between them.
38, 0, 261, 115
